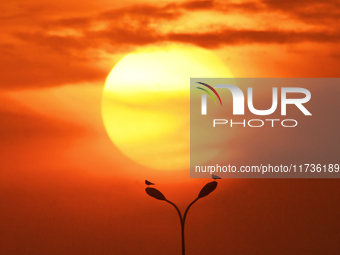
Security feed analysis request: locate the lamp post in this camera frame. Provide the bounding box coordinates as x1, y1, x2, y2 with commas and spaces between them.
145, 181, 218, 255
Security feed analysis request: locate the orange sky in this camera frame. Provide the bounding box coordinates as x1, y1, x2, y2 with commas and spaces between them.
1, 0, 340, 254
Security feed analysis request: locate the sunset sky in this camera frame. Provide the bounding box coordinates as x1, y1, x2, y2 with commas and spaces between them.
1, 0, 340, 254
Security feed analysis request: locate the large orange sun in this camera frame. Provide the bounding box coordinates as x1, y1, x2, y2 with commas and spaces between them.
102, 44, 233, 171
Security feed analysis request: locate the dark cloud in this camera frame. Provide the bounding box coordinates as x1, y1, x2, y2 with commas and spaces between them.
0, 3, 183, 90
2, 0, 340, 90
178, 1, 264, 12
180, 0, 215, 10
262, 0, 339, 11
100, 4, 182, 21
262, 0, 340, 25
14, 1, 340, 51
92, 28, 161, 46
167, 29, 340, 47
50, 17, 93, 30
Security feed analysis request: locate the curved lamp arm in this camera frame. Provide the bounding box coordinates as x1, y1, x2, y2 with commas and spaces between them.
165, 199, 183, 224
183, 197, 199, 224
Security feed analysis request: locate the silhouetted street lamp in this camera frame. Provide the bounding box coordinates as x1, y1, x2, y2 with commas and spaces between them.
145, 180, 218, 255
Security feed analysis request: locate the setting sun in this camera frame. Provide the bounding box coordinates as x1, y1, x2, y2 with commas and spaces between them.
102, 44, 233, 170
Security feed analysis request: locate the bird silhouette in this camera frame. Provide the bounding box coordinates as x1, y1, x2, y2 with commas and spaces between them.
145, 180, 155, 185
212, 174, 222, 180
